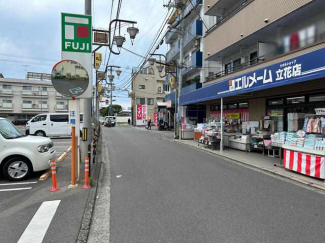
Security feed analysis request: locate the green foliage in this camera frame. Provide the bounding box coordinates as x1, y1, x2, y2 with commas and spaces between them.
100, 104, 123, 116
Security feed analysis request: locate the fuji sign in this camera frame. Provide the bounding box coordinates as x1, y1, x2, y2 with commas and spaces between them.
62, 13, 92, 53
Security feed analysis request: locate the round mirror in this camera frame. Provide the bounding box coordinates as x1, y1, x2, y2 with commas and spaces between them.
51, 60, 89, 97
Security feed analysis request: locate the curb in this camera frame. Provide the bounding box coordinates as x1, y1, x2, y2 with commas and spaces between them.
173, 139, 325, 193
77, 134, 103, 243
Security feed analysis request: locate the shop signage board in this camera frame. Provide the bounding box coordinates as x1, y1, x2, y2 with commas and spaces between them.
166, 100, 172, 108
61, 13, 92, 98
94, 52, 102, 70
180, 48, 325, 105
154, 112, 158, 126
226, 113, 240, 120
136, 104, 147, 126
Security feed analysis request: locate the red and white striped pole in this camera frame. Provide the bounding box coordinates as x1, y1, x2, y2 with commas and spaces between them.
82, 156, 91, 189
50, 159, 60, 192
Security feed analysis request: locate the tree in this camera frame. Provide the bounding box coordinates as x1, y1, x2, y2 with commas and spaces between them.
100, 104, 123, 116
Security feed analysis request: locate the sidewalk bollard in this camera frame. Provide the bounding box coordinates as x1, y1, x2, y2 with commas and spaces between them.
82, 157, 91, 189
50, 159, 60, 192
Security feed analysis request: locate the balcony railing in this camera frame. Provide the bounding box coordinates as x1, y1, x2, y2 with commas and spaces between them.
0, 89, 13, 95
184, 19, 203, 47
166, 44, 180, 62
0, 103, 13, 109
56, 104, 68, 110
183, 0, 202, 18
206, 56, 265, 82
183, 51, 203, 76
206, 0, 254, 35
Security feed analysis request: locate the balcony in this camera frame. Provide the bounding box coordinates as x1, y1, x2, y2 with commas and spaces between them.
183, 19, 202, 51
181, 82, 202, 95
22, 90, 33, 96
205, 0, 314, 61
206, 0, 253, 34
22, 103, 48, 111
183, 0, 203, 23
0, 103, 13, 110
166, 44, 180, 63
165, 30, 179, 45
0, 89, 13, 96
183, 51, 203, 76
205, 0, 243, 16
55, 104, 68, 111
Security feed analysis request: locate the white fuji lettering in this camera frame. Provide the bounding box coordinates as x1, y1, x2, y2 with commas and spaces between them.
72, 42, 79, 50
65, 42, 71, 49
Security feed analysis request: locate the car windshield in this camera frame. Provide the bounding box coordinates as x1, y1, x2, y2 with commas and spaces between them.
0, 119, 22, 139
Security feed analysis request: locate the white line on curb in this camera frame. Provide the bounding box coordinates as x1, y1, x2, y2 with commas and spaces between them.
18, 200, 61, 243
0, 181, 37, 186
0, 187, 32, 192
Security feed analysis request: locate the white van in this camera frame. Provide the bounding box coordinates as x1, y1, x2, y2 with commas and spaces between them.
26, 113, 83, 137
0, 117, 55, 180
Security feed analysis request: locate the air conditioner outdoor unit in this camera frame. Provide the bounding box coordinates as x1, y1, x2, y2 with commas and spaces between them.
195, 38, 200, 47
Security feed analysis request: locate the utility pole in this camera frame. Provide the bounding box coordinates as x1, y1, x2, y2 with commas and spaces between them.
176, 11, 184, 140
82, 0, 92, 167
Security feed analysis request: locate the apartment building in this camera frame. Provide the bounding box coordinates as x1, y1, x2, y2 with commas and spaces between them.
164, 0, 220, 125
0, 77, 70, 123
179, 0, 325, 132
131, 64, 166, 126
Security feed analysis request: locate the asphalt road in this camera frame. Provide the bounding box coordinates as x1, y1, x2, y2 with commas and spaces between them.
0, 137, 90, 243
105, 126, 325, 243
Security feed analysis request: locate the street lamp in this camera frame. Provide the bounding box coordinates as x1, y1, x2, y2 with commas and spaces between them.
108, 19, 139, 55
115, 69, 122, 77
148, 53, 168, 78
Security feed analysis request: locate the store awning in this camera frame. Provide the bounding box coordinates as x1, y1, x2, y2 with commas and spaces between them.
157, 102, 167, 107
180, 47, 325, 106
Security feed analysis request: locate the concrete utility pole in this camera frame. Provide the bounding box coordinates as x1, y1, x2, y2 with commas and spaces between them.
82, 0, 92, 165
176, 12, 184, 140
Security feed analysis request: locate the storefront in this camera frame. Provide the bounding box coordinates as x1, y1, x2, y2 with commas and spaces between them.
180, 46, 325, 180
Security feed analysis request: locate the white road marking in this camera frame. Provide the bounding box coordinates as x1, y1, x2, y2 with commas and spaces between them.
0, 181, 37, 186
0, 187, 32, 192
18, 200, 61, 243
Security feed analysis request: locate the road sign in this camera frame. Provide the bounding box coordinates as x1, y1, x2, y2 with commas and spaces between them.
94, 31, 108, 44
62, 13, 92, 53
105, 100, 109, 104
51, 60, 89, 97
94, 52, 102, 70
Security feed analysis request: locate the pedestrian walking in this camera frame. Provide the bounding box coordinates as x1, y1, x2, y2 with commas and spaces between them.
128, 118, 131, 125
147, 118, 152, 130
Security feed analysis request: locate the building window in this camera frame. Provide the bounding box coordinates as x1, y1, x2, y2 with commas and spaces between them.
3, 84, 12, 90
136, 98, 145, 105
268, 98, 284, 106
2, 99, 12, 108
56, 101, 66, 110
147, 98, 154, 105
23, 100, 32, 109
228, 103, 238, 109
23, 86, 32, 95
139, 85, 145, 89
238, 102, 249, 108
225, 63, 232, 74
42, 87, 48, 92
39, 101, 48, 109
287, 96, 305, 104
210, 105, 219, 111
157, 86, 163, 94
309, 94, 325, 103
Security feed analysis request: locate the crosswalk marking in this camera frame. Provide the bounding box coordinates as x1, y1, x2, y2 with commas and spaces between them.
18, 200, 61, 243
0, 187, 32, 192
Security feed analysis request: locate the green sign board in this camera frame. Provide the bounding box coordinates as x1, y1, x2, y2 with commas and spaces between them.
61, 13, 92, 53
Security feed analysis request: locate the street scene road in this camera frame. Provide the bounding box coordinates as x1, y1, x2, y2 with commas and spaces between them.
99, 126, 325, 243
2, 0, 325, 242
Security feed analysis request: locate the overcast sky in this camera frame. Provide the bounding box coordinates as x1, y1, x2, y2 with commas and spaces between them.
0, 0, 169, 109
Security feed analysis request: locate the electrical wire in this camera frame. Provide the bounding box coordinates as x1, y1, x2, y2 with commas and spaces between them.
188, 0, 209, 30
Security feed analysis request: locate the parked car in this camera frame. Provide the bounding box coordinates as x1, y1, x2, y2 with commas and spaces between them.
104, 116, 116, 127
26, 113, 83, 137
0, 117, 55, 180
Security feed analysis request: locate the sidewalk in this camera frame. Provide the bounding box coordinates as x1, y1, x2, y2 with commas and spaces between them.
175, 139, 325, 191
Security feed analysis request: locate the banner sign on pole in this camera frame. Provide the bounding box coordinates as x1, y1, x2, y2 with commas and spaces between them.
136, 105, 147, 126
94, 52, 102, 70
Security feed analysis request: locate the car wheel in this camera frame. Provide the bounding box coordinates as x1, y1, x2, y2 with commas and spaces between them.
3, 157, 32, 181
35, 131, 46, 137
